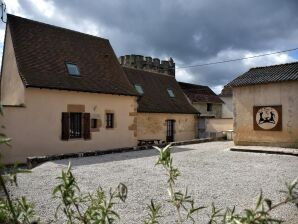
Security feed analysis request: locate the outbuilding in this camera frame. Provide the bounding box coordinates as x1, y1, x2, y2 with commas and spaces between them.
228, 62, 298, 148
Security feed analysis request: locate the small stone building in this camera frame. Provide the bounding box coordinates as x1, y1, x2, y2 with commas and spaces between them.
228, 62, 298, 148
179, 82, 223, 118
120, 55, 199, 143
178, 82, 224, 138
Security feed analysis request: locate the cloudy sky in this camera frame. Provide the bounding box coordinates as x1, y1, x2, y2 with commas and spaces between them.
2, 0, 298, 93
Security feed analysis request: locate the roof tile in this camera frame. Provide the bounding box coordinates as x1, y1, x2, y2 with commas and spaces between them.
7, 14, 137, 96
123, 68, 198, 114
179, 82, 224, 103
228, 61, 298, 87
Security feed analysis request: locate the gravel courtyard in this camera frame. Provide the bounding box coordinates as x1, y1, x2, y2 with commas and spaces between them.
10, 141, 298, 223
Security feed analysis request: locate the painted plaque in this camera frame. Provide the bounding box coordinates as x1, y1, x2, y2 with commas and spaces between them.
253, 106, 282, 131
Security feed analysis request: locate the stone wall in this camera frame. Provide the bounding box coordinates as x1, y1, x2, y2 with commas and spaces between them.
137, 113, 197, 142
192, 102, 222, 118
220, 96, 233, 118
205, 118, 233, 132
233, 82, 298, 148
119, 54, 175, 76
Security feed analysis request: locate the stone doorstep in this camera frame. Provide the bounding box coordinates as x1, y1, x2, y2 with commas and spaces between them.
26, 137, 225, 169
230, 146, 298, 157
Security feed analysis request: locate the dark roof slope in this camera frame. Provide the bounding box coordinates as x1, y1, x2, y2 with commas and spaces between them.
219, 85, 232, 96
228, 61, 298, 87
6, 14, 137, 96
123, 67, 198, 114
179, 82, 223, 104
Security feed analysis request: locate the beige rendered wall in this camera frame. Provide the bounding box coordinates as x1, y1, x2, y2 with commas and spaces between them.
205, 118, 233, 132
220, 96, 233, 118
233, 82, 298, 147
137, 113, 197, 142
1, 25, 25, 106
192, 102, 222, 118
0, 88, 138, 164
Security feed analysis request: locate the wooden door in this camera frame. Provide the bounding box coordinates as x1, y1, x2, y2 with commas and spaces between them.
166, 120, 175, 142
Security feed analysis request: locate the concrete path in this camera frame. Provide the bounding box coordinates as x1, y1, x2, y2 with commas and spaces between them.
230, 145, 298, 157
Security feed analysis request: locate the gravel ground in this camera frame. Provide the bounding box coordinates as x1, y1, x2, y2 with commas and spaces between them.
9, 141, 298, 223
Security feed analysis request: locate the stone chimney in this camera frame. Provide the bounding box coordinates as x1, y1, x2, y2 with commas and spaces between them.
119, 54, 175, 76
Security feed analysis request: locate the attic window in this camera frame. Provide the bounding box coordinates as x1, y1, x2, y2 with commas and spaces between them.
134, 84, 144, 95
167, 88, 175, 97
66, 63, 80, 76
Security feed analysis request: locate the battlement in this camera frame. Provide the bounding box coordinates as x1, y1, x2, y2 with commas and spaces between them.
119, 54, 175, 76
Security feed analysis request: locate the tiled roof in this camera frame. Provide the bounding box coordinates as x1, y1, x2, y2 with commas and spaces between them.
228, 61, 298, 87
123, 67, 199, 114
219, 85, 232, 96
7, 14, 137, 96
179, 82, 224, 104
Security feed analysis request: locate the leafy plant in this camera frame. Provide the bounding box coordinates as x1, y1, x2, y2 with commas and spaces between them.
53, 162, 127, 223
147, 144, 298, 224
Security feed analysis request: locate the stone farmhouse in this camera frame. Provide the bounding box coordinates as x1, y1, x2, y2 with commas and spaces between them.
178, 82, 223, 118
0, 15, 198, 164
119, 56, 198, 143
228, 62, 298, 148
178, 82, 234, 138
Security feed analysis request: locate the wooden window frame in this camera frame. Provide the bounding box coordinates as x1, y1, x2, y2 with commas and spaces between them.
91, 118, 97, 129
106, 113, 114, 129
207, 103, 213, 112
61, 112, 91, 140
69, 112, 82, 139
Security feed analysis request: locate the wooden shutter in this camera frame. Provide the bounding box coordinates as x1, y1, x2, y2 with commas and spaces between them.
83, 113, 91, 140
61, 112, 70, 140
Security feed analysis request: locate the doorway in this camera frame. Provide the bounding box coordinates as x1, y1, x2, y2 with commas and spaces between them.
166, 120, 175, 142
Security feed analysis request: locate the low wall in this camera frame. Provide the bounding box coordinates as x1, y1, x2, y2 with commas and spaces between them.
205, 118, 233, 132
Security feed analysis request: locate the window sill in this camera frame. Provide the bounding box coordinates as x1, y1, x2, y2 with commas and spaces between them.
62, 138, 92, 141
91, 128, 99, 132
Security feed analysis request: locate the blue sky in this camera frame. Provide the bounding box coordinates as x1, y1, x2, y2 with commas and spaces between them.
2, 0, 298, 93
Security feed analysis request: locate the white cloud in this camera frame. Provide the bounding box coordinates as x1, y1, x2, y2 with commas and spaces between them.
243, 52, 295, 68
6, 0, 28, 17
176, 48, 296, 90
210, 85, 223, 94
27, 0, 55, 18
175, 69, 195, 83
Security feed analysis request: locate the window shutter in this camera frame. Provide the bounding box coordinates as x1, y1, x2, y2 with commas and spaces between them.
61, 112, 70, 140
83, 113, 91, 140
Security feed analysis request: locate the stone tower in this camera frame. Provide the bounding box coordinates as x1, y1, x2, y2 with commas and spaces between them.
119, 54, 175, 76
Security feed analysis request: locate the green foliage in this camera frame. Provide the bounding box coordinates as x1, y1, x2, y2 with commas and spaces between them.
153, 144, 206, 223
53, 162, 127, 223
144, 200, 162, 224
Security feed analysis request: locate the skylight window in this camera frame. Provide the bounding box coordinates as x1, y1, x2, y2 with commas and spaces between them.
134, 84, 144, 95
167, 88, 175, 97
66, 63, 80, 76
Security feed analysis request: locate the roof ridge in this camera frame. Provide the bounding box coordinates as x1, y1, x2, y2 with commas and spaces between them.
122, 66, 175, 78
249, 60, 298, 70
7, 13, 109, 42
178, 81, 208, 88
